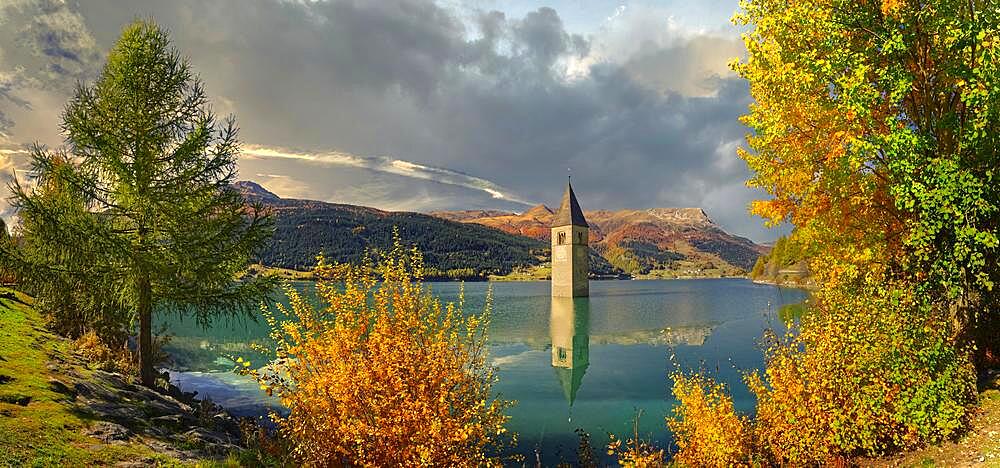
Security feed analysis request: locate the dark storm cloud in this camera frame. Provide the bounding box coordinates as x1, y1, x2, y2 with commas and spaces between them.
0, 0, 102, 139
0, 0, 785, 242
304, 0, 469, 98
510, 7, 586, 70
0, 0, 100, 84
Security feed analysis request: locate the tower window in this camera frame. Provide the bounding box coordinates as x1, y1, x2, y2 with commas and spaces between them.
577, 232, 583, 243
557, 231, 566, 245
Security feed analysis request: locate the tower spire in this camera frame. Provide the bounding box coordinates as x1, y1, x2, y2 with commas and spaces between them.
551, 176, 589, 297
551, 179, 588, 228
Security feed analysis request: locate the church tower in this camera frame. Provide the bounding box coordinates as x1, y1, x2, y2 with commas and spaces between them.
551, 179, 589, 297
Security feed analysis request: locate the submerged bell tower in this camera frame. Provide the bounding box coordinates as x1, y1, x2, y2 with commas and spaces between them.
551, 178, 589, 297
550, 297, 590, 410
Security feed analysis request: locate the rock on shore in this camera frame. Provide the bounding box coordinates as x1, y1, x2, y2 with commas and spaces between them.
45, 339, 247, 463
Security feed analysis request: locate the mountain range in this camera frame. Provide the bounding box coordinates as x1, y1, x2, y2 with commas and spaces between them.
236, 181, 765, 280
433, 205, 765, 277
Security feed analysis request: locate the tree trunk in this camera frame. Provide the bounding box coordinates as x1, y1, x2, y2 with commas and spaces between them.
138, 273, 155, 387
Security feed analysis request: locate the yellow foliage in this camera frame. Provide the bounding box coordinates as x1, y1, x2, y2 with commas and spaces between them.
242, 234, 513, 467
682, 0, 988, 465
733, 0, 908, 262
73, 330, 139, 376
75, 330, 113, 363
747, 274, 976, 465
606, 412, 666, 468
667, 275, 975, 465
880, 0, 906, 17
667, 372, 753, 467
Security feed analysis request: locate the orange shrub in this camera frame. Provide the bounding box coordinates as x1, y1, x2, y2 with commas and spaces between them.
666, 277, 974, 466
241, 235, 513, 467
667, 372, 753, 467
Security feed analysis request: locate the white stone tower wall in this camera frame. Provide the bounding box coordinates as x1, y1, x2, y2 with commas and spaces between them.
551, 225, 589, 297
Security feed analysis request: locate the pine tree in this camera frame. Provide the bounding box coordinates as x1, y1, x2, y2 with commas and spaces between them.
4, 20, 275, 386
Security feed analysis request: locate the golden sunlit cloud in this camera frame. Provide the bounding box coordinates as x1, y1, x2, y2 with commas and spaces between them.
241, 145, 534, 206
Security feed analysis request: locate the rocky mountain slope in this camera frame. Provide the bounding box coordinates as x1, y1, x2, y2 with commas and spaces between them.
433, 205, 766, 277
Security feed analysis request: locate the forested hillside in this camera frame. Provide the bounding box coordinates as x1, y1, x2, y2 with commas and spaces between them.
236, 182, 545, 279
749, 234, 814, 287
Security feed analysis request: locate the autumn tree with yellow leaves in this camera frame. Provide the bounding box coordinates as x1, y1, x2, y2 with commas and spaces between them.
666, 0, 999, 464
736, 0, 1000, 355
240, 235, 513, 466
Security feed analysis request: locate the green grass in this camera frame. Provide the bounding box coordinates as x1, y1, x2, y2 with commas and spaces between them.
247, 264, 314, 281
489, 264, 551, 281
0, 289, 185, 467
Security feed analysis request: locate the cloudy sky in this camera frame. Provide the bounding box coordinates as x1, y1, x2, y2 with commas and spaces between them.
0, 0, 788, 242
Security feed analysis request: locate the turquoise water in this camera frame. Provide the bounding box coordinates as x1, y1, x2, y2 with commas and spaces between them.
158, 279, 806, 464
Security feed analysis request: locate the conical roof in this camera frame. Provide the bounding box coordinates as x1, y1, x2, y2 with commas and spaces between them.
551, 180, 588, 228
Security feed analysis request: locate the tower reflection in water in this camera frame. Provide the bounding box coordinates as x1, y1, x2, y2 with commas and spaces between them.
550, 296, 590, 421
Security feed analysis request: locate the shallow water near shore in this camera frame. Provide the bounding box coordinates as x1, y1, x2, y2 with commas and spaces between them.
159, 278, 807, 464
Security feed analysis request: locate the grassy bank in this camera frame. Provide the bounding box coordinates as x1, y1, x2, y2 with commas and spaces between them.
0, 290, 170, 465
0, 289, 243, 467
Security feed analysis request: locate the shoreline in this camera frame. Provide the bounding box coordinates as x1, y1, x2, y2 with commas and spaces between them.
271, 275, 754, 283
488, 275, 750, 283
749, 278, 818, 290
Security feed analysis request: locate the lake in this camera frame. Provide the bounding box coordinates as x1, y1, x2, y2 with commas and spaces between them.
158, 278, 807, 465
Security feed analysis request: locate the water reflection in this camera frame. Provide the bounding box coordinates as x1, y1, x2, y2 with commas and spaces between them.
550, 297, 590, 417
159, 279, 810, 465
